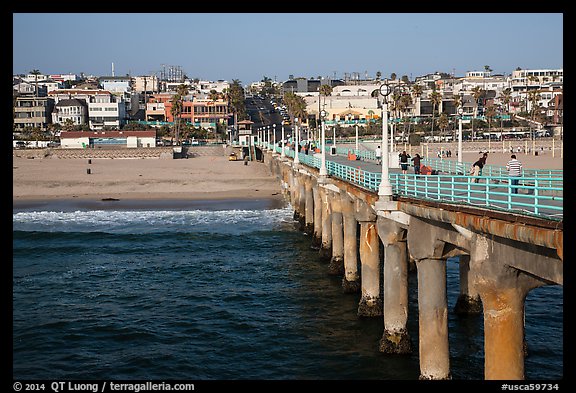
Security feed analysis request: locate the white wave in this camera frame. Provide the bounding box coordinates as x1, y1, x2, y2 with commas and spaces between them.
13, 206, 296, 234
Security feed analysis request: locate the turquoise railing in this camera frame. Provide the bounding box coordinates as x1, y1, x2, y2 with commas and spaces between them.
276, 155, 562, 222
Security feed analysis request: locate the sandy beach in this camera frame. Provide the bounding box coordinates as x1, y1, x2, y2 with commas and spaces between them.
13, 154, 284, 205
12, 145, 563, 208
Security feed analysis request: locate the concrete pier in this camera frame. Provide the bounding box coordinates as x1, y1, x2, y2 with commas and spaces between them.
269, 151, 562, 380
357, 221, 382, 317
454, 255, 482, 314
304, 176, 315, 235
341, 192, 360, 293
312, 184, 323, 247
319, 185, 332, 260
328, 191, 344, 275
377, 218, 411, 354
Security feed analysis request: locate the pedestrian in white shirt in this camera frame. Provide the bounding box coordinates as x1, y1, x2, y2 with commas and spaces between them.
506, 154, 523, 194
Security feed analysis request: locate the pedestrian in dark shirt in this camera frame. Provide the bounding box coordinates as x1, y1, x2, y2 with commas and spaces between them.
399, 150, 411, 174
411, 153, 422, 175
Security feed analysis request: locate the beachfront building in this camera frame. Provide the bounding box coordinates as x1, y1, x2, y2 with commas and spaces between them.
48, 88, 128, 130
191, 99, 229, 130
13, 96, 55, 131
51, 98, 89, 126
304, 93, 380, 128
13, 81, 39, 96
133, 75, 160, 94
59, 130, 156, 148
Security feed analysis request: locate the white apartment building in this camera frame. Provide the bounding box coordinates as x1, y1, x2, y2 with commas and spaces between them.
51, 98, 88, 126
88, 100, 126, 130
133, 75, 159, 93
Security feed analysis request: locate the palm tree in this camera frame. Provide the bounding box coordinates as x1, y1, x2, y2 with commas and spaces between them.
438, 113, 449, 139
500, 88, 512, 132
429, 90, 442, 142
208, 89, 220, 102
170, 84, 189, 145
399, 93, 413, 140
485, 104, 497, 132
30, 69, 41, 97
527, 90, 541, 120
375, 71, 382, 81
471, 86, 484, 138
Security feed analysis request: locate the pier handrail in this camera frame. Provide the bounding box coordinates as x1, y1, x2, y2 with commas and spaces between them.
275, 148, 562, 221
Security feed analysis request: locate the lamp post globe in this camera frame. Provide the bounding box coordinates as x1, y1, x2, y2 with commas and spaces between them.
378, 82, 392, 198
458, 107, 464, 164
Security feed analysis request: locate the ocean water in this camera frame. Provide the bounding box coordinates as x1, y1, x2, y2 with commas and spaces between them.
12, 199, 563, 380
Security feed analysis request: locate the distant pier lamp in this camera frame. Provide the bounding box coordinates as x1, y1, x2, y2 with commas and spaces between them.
320, 109, 327, 177
273, 123, 277, 154
294, 117, 300, 165
378, 82, 392, 198
458, 105, 464, 164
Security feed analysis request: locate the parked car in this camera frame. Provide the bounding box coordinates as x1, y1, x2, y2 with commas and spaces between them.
228, 152, 238, 161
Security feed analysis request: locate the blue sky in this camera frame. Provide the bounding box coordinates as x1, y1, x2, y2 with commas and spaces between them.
13, 13, 563, 85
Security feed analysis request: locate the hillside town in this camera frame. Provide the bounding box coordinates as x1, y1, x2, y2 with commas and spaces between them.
12, 66, 563, 149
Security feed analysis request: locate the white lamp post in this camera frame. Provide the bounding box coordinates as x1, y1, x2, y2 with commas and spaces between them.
319, 109, 327, 177
273, 123, 277, 154
458, 106, 463, 164
294, 118, 300, 165
378, 83, 392, 198
355, 122, 359, 151
267, 126, 270, 150
281, 124, 286, 158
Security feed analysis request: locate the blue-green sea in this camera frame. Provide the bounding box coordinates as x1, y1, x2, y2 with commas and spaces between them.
12, 199, 562, 380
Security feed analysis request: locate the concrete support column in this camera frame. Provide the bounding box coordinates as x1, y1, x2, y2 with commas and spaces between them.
297, 175, 306, 230
304, 177, 315, 235
288, 169, 297, 213
312, 184, 323, 247
328, 194, 344, 275
377, 216, 411, 353
468, 233, 554, 380
407, 216, 451, 379
480, 285, 527, 380
357, 221, 382, 317
341, 193, 359, 293
416, 258, 450, 380
454, 255, 482, 314
319, 186, 332, 260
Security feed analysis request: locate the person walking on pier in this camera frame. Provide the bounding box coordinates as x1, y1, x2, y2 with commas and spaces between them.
412, 153, 422, 175
399, 150, 411, 174
506, 154, 523, 194
470, 152, 488, 183
375, 145, 382, 165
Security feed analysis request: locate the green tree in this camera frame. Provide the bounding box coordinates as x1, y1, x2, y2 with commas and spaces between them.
471, 86, 484, 138
485, 104, 497, 132
375, 71, 382, 81
228, 79, 247, 123
438, 113, 449, 137
63, 118, 75, 131
170, 84, 189, 145
390, 73, 397, 81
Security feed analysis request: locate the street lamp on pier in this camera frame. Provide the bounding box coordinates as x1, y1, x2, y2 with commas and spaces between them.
281, 124, 286, 158
458, 105, 463, 165
294, 117, 300, 165
273, 123, 277, 154
378, 82, 392, 198
319, 109, 327, 177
